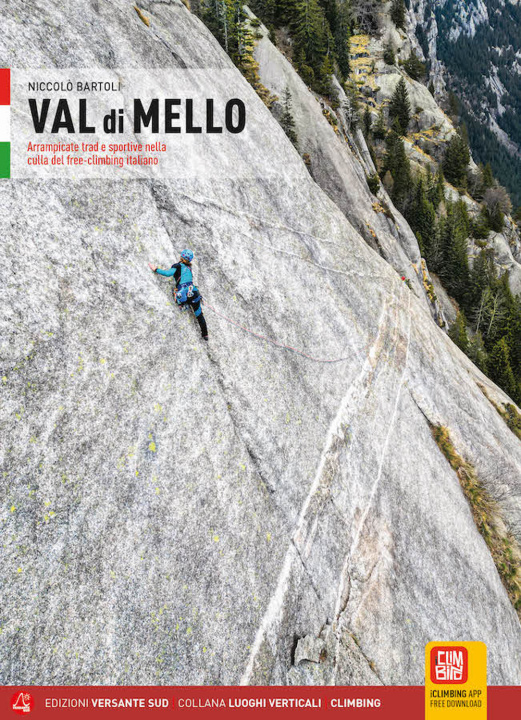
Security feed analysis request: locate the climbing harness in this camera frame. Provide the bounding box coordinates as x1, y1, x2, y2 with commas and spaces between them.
174, 282, 197, 305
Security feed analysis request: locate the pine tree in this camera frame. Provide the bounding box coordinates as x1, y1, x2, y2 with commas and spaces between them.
334, 0, 350, 81
280, 86, 298, 147
248, 0, 276, 26
383, 42, 395, 66
294, 46, 315, 87
471, 206, 491, 239
373, 107, 386, 139
439, 201, 470, 303
469, 250, 493, 310
317, 53, 334, 97
408, 177, 436, 257
449, 312, 469, 354
443, 133, 470, 188
383, 128, 412, 209
275, 0, 300, 25
428, 169, 445, 207
482, 163, 494, 192
507, 295, 521, 378
389, 78, 411, 136
390, 0, 406, 30
489, 338, 518, 401
363, 105, 372, 137
403, 52, 426, 81
467, 331, 488, 374
203, 0, 234, 54
292, 0, 327, 80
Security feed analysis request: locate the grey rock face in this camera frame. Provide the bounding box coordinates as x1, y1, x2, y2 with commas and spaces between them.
1, 0, 521, 688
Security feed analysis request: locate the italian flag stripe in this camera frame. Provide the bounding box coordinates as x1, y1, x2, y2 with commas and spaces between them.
0, 69, 11, 178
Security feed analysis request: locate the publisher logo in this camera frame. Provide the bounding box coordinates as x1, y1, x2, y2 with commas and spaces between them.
11, 692, 34, 715
430, 646, 468, 684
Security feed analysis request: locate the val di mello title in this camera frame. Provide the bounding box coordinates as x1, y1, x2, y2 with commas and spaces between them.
27, 97, 247, 134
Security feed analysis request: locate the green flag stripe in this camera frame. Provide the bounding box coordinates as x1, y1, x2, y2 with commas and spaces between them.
0, 142, 10, 178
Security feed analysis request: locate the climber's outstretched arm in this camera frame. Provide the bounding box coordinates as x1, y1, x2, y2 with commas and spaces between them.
148, 262, 176, 277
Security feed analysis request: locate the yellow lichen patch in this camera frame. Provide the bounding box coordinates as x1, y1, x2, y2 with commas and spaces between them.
148, 441, 156, 452
421, 259, 437, 304
10, 505, 15, 513
213, 535, 219, 543
365, 221, 377, 239
351, 58, 372, 70
134, 5, 150, 26
350, 35, 370, 54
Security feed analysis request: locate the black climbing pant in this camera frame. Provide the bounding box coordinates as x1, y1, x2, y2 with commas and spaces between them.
182, 293, 208, 338
196, 310, 208, 338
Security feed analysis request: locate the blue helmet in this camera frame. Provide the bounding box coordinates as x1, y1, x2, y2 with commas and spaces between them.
180, 249, 194, 263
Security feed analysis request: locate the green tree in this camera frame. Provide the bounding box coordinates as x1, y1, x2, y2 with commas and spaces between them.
203, 0, 234, 54
373, 107, 386, 139
439, 201, 470, 302
363, 105, 372, 137
294, 46, 315, 86
449, 312, 469, 354
443, 133, 470, 189
403, 53, 426, 81
390, 0, 406, 30
389, 78, 411, 136
383, 42, 395, 66
408, 177, 436, 257
489, 338, 518, 401
467, 331, 488, 374
383, 128, 412, 209
469, 250, 493, 311
292, 0, 327, 81
428, 169, 445, 208
334, 0, 351, 81
481, 163, 494, 193
317, 53, 335, 98
280, 86, 298, 147
248, 0, 277, 26
471, 206, 491, 239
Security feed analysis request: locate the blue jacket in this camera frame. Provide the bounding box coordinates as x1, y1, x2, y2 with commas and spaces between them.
155, 262, 203, 317
155, 262, 193, 286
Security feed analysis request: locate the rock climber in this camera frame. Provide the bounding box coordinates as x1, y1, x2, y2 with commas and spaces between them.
148, 249, 208, 341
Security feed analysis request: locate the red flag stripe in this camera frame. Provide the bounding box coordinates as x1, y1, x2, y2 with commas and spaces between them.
0, 68, 11, 105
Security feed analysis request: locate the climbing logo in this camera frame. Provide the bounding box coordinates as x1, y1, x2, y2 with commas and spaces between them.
425, 641, 486, 719
430, 646, 468, 684
11, 691, 34, 715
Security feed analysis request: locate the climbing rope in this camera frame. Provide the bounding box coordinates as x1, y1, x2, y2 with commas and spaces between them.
202, 299, 352, 364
